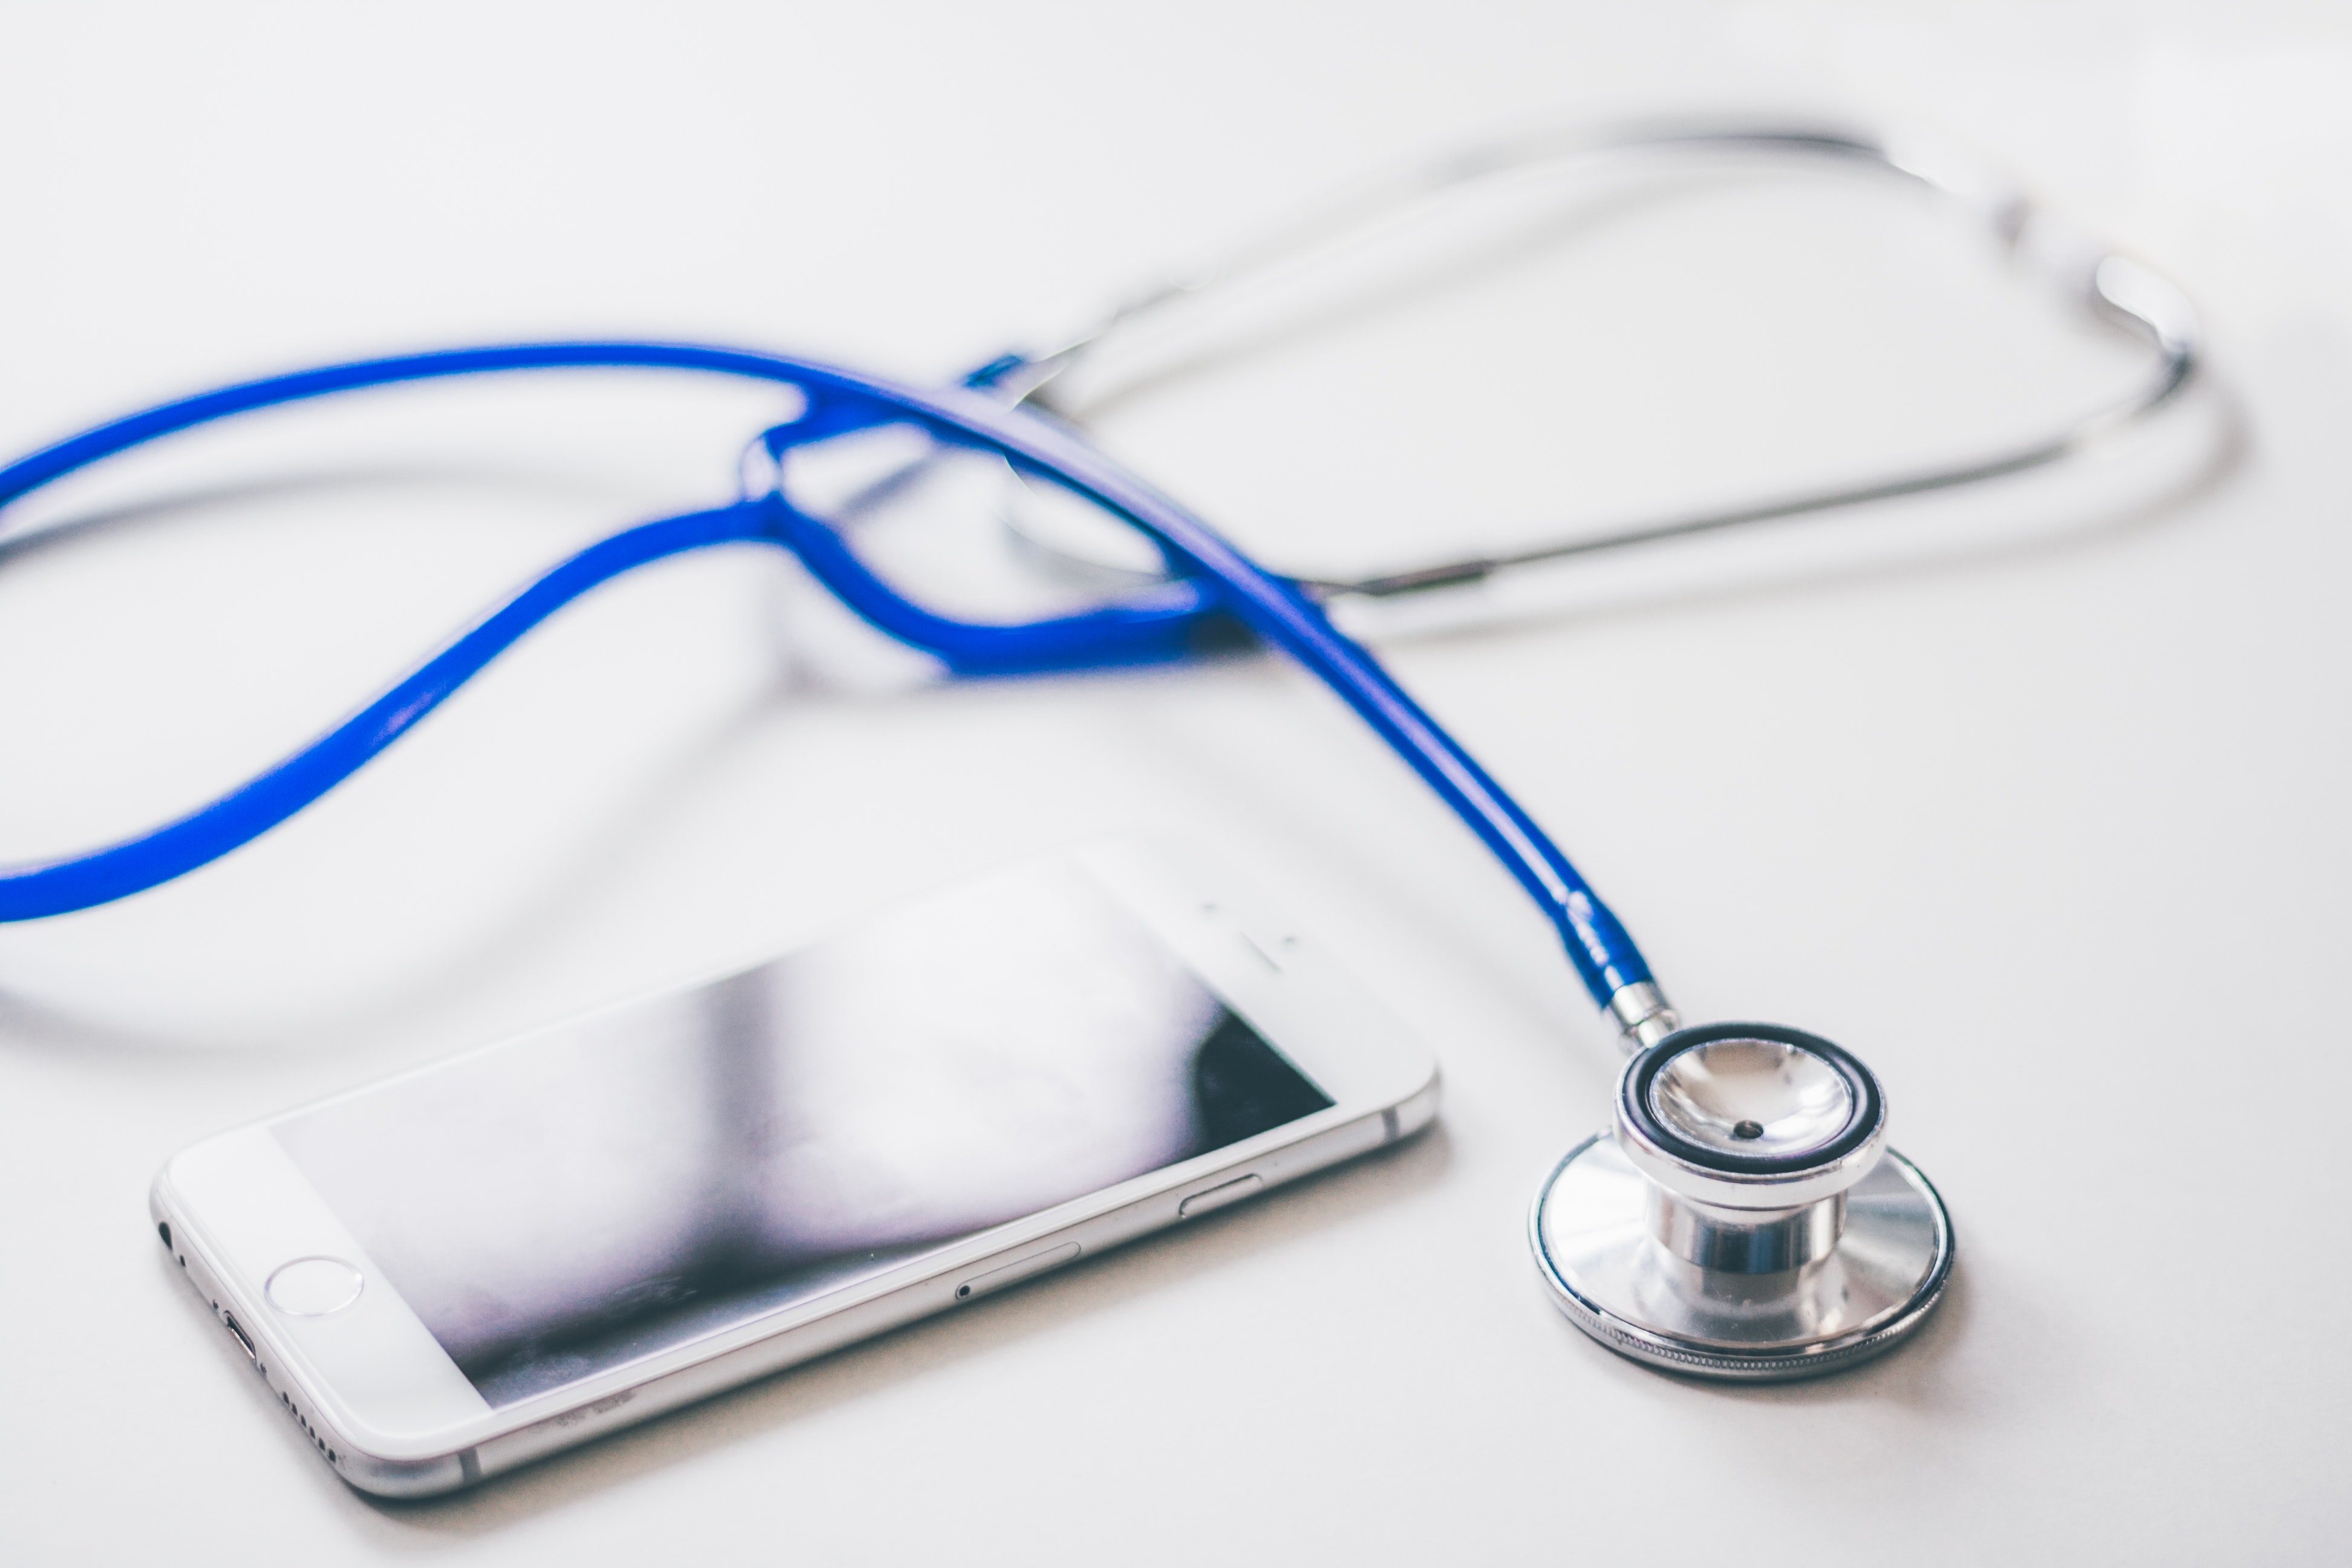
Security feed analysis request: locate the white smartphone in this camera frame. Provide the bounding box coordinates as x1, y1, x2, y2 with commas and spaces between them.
151, 842, 1439, 1496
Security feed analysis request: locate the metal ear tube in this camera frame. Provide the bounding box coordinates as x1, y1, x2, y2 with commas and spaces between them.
1530, 1018, 1953, 1380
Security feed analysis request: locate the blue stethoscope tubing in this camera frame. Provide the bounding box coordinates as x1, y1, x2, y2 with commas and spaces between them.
0, 341, 1655, 1012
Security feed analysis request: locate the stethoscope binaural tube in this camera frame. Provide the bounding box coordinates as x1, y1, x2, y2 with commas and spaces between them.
979, 120, 2201, 603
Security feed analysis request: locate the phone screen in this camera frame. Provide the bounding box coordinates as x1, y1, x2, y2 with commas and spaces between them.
272, 864, 1331, 1407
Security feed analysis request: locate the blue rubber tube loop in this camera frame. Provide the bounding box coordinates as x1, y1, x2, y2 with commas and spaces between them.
0, 343, 819, 514
0, 505, 773, 920
762, 495, 1226, 675
0, 342, 1653, 1006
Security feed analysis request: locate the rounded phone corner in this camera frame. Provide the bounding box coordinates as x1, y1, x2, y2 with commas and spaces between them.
336, 1445, 475, 1500
148, 1147, 194, 1215
146, 1170, 175, 1238
1388, 1062, 1443, 1142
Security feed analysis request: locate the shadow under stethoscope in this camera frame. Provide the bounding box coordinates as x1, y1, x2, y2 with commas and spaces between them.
1555, 1244, 2007, 1424
1549, 1231, 2089, 1464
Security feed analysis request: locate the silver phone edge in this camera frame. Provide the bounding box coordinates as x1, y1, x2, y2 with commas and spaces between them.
151, 1068, 1440, 1499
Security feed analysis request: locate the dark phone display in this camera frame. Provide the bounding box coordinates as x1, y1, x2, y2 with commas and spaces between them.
274, 866, 1330, 1406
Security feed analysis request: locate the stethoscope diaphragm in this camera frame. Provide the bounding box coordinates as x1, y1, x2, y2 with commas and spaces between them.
1529, 1023, 1953, 1380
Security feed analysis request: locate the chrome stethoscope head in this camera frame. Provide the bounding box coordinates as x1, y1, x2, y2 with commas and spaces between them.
1531, 1022, 1953, 1380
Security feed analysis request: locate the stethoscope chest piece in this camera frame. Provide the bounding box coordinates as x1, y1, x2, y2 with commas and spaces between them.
1530, 1023, 1953, 1380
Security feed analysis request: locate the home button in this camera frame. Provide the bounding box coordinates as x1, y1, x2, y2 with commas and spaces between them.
266, 1257, 365, 1316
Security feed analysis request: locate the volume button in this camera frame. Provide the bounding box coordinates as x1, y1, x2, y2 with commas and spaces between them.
1178, 1174, 1263, 1218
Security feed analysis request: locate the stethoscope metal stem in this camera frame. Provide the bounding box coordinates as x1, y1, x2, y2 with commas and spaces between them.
1607, 980, 1681, 1051
1648, 1187, 1844, 1273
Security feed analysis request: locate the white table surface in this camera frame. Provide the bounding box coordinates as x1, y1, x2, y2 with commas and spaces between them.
3, 4, 2346, 1563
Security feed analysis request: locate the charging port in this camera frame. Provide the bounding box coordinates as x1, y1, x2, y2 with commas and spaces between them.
222, 1312, 258, 1364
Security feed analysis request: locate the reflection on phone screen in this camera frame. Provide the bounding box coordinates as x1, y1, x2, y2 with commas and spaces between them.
275, 864, 1331, 1406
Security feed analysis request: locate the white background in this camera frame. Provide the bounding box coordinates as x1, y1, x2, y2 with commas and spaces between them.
2, 3, 2347, 1563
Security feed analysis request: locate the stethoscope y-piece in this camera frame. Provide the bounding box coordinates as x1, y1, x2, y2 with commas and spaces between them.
0, 121, 2188, 1380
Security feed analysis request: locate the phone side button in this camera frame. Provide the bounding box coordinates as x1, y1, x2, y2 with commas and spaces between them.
1177, 1174, 1263, 1219
955, 1243, 1081, 1302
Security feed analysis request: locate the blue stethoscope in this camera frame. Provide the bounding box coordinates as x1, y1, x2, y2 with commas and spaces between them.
0, 125, 2200, 1379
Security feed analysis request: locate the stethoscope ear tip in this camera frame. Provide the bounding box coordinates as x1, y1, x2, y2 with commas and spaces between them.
1530, 1024, 1953, 1380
